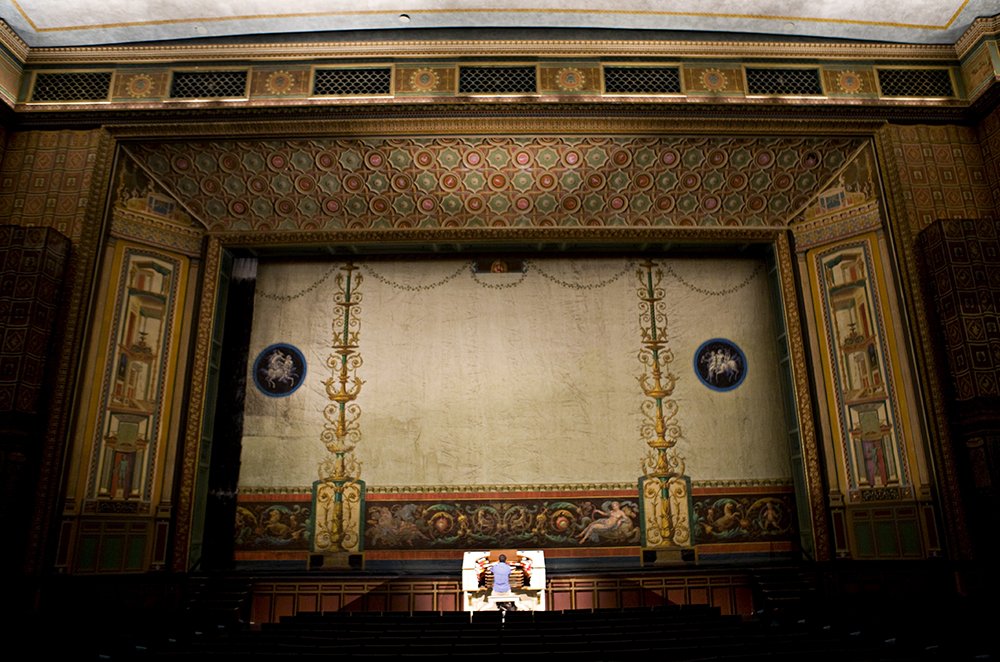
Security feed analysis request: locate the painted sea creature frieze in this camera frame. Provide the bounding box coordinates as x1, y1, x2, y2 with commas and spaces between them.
235, 502, 311, 550
692, 492, 797, 544
365, 497, 642, 550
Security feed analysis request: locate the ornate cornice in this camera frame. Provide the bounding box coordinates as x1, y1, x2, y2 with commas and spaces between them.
22, 38, 961, 67
106, 115, 888, 140
210, 226, 783, 249
0, 20, 29, 63
956, 14, 1000, 59
110, 208, 205, 256
369, 483, 639, 494
238, 479, 793, 495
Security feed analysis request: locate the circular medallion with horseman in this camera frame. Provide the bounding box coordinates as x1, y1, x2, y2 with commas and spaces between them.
253, 343, 306, 397
694, 338, 747, 392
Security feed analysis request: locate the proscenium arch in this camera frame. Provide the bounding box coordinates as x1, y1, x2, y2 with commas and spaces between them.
100, 117, 881, 571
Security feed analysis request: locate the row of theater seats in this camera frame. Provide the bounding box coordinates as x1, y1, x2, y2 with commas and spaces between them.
92, 600, 993, 661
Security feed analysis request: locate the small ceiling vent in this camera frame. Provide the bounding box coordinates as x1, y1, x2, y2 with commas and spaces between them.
459, 66, 537, 94
313, 68, 392, 96
31, 71, 111, 102
877, 68, 955, 98
746, 68, 823, 96
169, 71, 248, 99
603, 67, 681, 94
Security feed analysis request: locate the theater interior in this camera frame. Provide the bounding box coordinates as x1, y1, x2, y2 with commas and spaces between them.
1, 1, 999, 659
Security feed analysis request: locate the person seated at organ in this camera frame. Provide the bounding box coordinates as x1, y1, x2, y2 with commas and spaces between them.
491, 554, 512, 595
478, 551, 529, 591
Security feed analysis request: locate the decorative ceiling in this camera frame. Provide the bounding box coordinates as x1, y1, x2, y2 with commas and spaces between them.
121, 135, 866, 232
1, 0, 997, 48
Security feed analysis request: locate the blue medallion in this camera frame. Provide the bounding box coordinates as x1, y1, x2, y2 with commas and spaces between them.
252, 343, 306, 397
694, 338, 747, 392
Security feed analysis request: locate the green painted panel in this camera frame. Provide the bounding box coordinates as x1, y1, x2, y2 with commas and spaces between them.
852, 521, 875, 558
874, 520, 900, 557
77, 536, 98, 571
126, 535, 147, 571
898, 519, 922, 557
99, 536, 124, 571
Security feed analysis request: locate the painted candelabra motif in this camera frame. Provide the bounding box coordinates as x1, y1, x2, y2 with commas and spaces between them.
636, 260, 693, 549
312, 263, 366, 555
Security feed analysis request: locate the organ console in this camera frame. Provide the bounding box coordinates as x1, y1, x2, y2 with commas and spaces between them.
462, 549, 546, 612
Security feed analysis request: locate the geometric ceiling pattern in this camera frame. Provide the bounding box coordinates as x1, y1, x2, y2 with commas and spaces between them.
124, 135, 866, 232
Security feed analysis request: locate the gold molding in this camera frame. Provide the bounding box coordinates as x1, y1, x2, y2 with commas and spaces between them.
239, 483, 640, 495
955, 14, 1000, 59
0, 20, 29, 63
238, 480, 792, 495
104, 115, 889, 142
110, 208, 205, 257
774, 231, 830, 561
172, 235, 222, 572
209, 226, 784, 249
21, 39, 961, 67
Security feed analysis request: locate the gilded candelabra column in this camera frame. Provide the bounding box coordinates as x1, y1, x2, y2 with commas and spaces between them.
311, 263, 365, 565
636, 260, 693, 556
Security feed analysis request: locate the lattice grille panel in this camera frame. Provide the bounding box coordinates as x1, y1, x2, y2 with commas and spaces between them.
313, 68, 392, 96
746, 68, 823, 95
169, 71, 248, 98
877, 69, 955, 97
459, 66, 537, 94
31, 72, 111, 101
603, 67, 681, 94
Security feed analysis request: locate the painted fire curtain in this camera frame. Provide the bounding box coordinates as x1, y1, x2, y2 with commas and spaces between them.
237, 256, 797, 552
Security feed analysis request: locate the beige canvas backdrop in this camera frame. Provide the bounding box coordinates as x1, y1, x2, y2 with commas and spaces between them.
239, 257, 791, 489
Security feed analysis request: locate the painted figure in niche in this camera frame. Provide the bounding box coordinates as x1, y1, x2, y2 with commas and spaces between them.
862, 440, 889, 487
110, 450, 136, 498
576, 500, 639, 544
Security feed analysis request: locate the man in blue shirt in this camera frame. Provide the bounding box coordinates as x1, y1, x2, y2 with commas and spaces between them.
492, 554, 512, 595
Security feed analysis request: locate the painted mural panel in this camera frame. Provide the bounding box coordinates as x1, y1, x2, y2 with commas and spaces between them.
240, 257, 789, 488
236, 500, 312, 552
365, 497, 641, 550
234, 485, 800, 556
87, 249, 183, 506
692, 489, 797, 544
815, 241, 911, 500
236, 255, 798, 555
